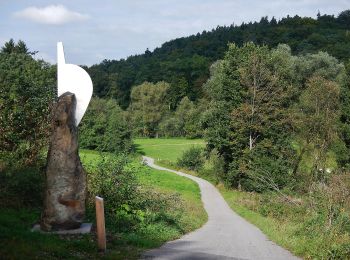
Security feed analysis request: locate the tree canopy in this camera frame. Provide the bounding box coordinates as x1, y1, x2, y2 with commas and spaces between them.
88, 10, 350, 109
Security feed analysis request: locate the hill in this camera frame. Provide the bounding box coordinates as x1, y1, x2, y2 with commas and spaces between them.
88, 10, 350, 108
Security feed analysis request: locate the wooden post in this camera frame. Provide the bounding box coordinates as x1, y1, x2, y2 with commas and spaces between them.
95, 196, 106, 252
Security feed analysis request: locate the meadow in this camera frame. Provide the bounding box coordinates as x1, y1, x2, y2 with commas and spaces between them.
134, 138, 206, 163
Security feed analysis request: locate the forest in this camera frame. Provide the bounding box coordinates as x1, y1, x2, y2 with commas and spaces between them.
1, 9, 350, 259
88, 10, 350, 109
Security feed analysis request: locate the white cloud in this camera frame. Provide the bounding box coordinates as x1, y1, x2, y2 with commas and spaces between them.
14, 5, 89, 25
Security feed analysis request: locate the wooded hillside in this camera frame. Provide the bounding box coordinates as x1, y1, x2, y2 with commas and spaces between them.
88, 10, 350, 108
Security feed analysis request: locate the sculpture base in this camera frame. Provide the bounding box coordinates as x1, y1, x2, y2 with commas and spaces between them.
31, 223, 92, 235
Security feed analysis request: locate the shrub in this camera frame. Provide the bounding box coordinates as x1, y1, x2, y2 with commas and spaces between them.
85, 154, 183, 232
0, 167, 44, 208
86, 154, 138, 216
79, 98, 132, 153
0, 52, 55, 170
199, 149, 225, 183
177, 146, 205, 171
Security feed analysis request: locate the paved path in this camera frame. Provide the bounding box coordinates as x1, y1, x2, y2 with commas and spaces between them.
141, 156, 300, 260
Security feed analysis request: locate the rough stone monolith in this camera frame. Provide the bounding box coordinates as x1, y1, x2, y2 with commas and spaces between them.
41, 92, 86, 231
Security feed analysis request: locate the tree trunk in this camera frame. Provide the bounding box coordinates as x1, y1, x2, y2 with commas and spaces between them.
249, 134, 253, 150
41, 92, 86, 231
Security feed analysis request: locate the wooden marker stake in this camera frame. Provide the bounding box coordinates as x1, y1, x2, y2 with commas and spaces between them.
95, 196, 106, 252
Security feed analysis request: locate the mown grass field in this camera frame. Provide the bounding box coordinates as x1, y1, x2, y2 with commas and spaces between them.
0, 149, 206, 259
134, 138, 206, 163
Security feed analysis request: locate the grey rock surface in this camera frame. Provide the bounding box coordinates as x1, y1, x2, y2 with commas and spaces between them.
41, 92, 86, 231
141, 156, 300, 260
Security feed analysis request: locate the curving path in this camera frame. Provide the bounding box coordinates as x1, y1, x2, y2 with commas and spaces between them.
141, 156, 299, 260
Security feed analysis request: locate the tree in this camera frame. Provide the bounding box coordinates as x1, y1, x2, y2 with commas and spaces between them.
296, 77, 340, 181
128, 81, 170, 137
88, 10, 350, 109
174, 97, 205, 138
1, 39, 35, 55
294, 51, 348, 170
228, 43, 296, 190
202, 47, 243, 164
0, 49, 55, 169
79, 98, 132, 153
204, 43, 297, 190
1, 39, 16, 54
167, 77, 188, 110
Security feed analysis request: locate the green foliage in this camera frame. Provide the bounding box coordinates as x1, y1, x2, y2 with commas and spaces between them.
201, 51, 242, 163
0, 48, 55, 169
0, 39, 34, 55
199, 149, 225, 184
86, 154, 138, 218
204, 42, 349, 191
128, 81, 170, 137
339, 61, 350, 168
84, 152, 206, 235
295, 76, 341, 180
0, 167, 44, 208
86, 154, 149, 231
79, 98, 132, 153
167, 77, 188, 110
158, 116, 182, 137
204, 43, 296, 190
174, 97, 206, 138
88, 10, 350, 109
221, 172, 350, 259
177, 146, 205, 171
159, 97, 207, 138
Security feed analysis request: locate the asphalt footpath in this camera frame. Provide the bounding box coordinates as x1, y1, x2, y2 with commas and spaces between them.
141, 156, 300, 260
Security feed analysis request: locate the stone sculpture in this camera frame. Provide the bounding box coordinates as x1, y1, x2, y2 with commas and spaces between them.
40, 43, 93, 231
57, 42, 93, 126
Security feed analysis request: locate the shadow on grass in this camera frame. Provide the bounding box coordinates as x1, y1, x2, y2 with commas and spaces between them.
132, 143, 145, 156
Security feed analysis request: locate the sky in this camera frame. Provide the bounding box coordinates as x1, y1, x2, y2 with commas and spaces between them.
1, 0, 349, 66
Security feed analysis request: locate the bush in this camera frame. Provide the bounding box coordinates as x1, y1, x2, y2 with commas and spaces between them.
0, 52, 55, 170
177, 146, 205, 171
79, 98, 132, 153
199, 149, 225, 183
86, 154, 138, 216
0, 167, 44, 208
85, 154, 183, 232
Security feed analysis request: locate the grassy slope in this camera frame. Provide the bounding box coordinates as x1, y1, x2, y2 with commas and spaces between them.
0, 149, 206, 259
137, 167, 207, 235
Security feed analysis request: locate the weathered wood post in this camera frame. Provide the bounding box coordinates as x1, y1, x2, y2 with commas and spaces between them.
95, 196, 106, 252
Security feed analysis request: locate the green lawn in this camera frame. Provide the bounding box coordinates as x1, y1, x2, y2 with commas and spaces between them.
134, 138, 205, 163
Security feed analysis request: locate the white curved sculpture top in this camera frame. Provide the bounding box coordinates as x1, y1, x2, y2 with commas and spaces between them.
57, 42, 93, 126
